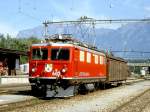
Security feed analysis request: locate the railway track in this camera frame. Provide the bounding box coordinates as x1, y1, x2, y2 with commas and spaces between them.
0, 97, 50, 112
0, 84, 48, 112
0, 78, 149, 112
124, 77, 145, 85
112, 89, 150, 112
0, 84, 31, 95
0, 77, 145, 95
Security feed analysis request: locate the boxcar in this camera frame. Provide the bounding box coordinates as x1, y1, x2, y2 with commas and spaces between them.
106, 56, 129, 82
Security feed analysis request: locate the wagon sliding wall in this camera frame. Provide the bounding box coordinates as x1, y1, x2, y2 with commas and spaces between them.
107, 56, 130, 82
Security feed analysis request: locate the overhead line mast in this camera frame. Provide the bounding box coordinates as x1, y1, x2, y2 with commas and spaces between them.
43, 17, 150, 55
43, 16, 150, 36
43, 17, 150, 25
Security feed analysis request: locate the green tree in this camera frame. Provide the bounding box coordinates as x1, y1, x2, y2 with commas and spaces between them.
0, 34, 41, 64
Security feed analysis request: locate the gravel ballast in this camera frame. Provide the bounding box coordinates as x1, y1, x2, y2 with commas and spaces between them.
113, 90, 150, 112
6, 80, 150, 112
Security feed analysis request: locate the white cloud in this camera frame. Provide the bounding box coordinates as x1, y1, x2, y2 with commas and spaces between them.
0, 22, 18, 37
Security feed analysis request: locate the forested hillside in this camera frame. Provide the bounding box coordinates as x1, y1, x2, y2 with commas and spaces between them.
0, 34, 40, 63
0, 34, 40, 51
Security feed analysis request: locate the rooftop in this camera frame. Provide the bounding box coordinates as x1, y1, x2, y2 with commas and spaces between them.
0, 48, 27, 56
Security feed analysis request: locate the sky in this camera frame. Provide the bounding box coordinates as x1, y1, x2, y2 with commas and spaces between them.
0, 0, 150, 36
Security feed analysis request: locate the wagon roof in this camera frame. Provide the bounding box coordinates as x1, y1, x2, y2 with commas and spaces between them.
107, 54, 127, 62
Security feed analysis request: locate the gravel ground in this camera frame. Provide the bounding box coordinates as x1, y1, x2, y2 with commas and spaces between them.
6, 80, 150, 112
113, 89, 150, 112
142, 103, 150, 112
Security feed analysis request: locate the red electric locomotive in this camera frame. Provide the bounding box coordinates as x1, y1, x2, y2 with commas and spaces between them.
29, 34, 129, 97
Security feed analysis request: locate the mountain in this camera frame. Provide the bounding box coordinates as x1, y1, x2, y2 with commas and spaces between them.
17, 22, 150, 58
17, 26, 44, 38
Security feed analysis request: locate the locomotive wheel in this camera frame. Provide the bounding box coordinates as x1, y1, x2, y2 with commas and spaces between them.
73, 86, 79, 95
94, 82, 100, 90
78, 84, 88, 94
31, 85, 38, 96
117, 82, 122, 86
31, 84, 46, 97
78, 83, 95, 94
99, 83, 104, 89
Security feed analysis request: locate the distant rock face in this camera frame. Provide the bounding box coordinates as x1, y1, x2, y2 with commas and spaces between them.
17, 26, 44, 38
17, 23, 150, 58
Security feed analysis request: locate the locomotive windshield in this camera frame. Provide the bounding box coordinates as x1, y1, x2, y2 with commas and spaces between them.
32, 48, 48, 60
51, 48, 70, 61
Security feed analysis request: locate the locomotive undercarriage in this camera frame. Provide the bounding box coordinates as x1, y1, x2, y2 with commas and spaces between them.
29, 77, 107, 97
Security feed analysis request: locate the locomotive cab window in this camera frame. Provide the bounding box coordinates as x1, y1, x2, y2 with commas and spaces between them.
32, 48, 48, 60
51, 48, 70, 61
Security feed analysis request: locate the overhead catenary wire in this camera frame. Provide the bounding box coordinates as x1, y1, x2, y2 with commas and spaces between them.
112, 50, 150, 54
33, 0, 37, 10
43, 17, 150, 37
43, 18, 150, 25
123, 57, 150, 59
112, 50, 150, 60
70, 0, 74, 11
16, 0, 150, 60
43, 17, 150, 48
18, 0, 42, 22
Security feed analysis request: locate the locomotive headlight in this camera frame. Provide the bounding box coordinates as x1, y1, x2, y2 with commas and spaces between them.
32, 68, 36, 72
61, 67, 67, 73
62, 68, 66, 73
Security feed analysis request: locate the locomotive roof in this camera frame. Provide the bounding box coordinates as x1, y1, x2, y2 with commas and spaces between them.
32, 34, 105, 54
31, 42, 127, 62
32, 42, 106, 56
31, 34, 126, 61
32, 42, 73, 47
